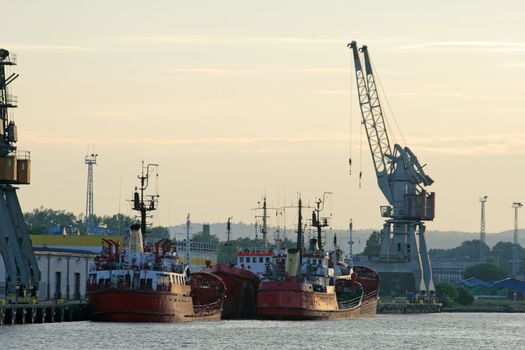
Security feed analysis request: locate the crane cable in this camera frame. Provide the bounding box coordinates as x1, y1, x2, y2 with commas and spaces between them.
348, 54, 353, 176
359, 122, 363, 189
370, 59, 407, 147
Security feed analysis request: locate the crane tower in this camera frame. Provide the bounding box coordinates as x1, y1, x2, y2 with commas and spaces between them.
349, 42, 436, 294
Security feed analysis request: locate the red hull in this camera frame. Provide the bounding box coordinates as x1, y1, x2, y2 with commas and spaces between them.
257, 280, 361, 320
353, 266, 380, 317
88, 272, 224, 322
89, 288, 221, 322
203, 264, 259, 319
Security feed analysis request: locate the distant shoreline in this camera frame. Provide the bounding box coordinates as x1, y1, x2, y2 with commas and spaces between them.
443, 305, 525, 313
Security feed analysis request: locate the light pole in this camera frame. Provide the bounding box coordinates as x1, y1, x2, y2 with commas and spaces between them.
479, 196, 488, 262
511, 202, 523, 277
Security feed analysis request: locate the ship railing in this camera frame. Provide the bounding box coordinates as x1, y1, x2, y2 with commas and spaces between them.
193, 299, 222, 316
236, 247, 274, 254
338, 295, 362, 310
175, 241, 219, 253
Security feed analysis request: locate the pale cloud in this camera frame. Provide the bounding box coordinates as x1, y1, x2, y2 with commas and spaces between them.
390, 92, 467, 97
408, 133, 525, 156
22, 130, 525, 156
90, 111, 131, 118
314, 90, 466, 97
506, 62, 525, 68
5, 44, 98, 52
393, 41, 525, 52
119, 36, 346, 44
119, 36, 408, 46
168, 67, 350, 75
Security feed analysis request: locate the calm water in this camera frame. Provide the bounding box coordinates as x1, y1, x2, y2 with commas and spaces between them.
1, 313, 523, 350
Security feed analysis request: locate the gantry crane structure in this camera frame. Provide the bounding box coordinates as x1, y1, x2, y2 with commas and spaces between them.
348, 41, 436, 294
0, 48, 40, 302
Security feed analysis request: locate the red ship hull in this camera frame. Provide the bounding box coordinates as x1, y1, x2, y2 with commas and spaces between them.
353, 266, 380, 317
88, 273, 224, 322
257, 280, 361, 320
203, 264, 259, 319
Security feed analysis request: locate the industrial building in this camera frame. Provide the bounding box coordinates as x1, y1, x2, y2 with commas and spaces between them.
0, 249, 95, 302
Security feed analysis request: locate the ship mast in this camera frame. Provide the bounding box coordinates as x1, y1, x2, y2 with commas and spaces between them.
254, 196, 272, 249
310, 192, 332, 252
132, 161, 159, 238
226, 217, 233, 264
186, 214, 191, 270
297, 197, 303, 264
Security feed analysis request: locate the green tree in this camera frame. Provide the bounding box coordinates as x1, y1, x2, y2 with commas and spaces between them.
24, 206, 78, 233
463, 263, 507, 282
455, 287, 474, 305
150, 226, 170, 239
435, 282, 458, 306
99, 213, 135, 234
363, 231, 380, 257
429, 240, 489, 262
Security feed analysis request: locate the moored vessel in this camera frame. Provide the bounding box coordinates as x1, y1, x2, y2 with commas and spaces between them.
353, 266, 380, 317
203, 217, 260, 319
87, 163, 225, 322
256, 196, 364, 320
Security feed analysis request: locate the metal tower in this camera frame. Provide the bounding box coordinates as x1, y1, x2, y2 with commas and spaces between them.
85, 153, 97, 232
0, 48, 40, 302
512, 202, 523, 276
479, 196, 488, 262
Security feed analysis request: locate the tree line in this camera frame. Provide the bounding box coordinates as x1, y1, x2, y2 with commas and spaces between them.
362, 231, 524, 277
24, 206, 169, 238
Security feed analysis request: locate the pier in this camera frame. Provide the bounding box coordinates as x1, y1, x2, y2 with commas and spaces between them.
377, 302, 442, 314
0, 302, 88, 325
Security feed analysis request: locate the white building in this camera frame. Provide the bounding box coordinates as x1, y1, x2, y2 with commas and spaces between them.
0, 249, 96, 301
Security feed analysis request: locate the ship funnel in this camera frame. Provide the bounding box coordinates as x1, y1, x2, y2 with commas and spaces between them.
129, 223, 144, 253
286, 248, 300, 277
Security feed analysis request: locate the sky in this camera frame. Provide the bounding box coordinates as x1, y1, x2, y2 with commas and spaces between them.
3, 0, 525, 233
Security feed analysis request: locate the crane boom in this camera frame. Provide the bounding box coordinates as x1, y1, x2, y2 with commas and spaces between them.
348, 41, 393, 203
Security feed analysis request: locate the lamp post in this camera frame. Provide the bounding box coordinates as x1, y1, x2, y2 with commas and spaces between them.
511, 202, 523, 277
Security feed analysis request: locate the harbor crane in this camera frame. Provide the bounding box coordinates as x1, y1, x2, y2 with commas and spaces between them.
348, 41, 436, 294
0, 49, 40, 302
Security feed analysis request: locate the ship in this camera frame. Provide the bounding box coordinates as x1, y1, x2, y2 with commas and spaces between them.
256, 196, 364, 320
328, 232, 380, 317
87, 163, 225, 322
203, 217, 260, 319
353, 266, 380, 317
